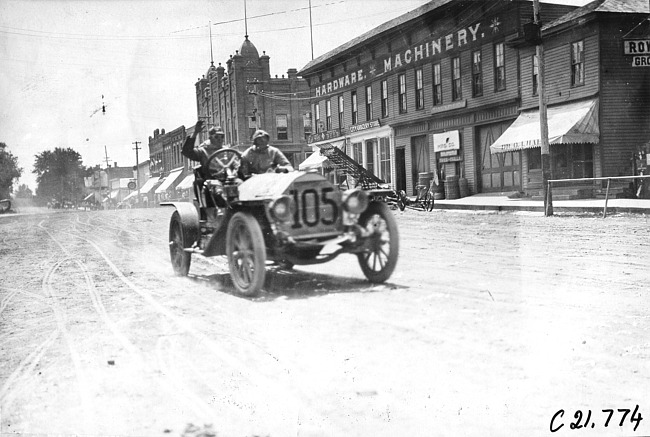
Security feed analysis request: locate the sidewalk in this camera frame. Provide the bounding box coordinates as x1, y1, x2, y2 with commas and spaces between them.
431, 192, 650, 215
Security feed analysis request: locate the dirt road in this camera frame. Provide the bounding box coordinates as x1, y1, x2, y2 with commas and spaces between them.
1, 206, 648, 437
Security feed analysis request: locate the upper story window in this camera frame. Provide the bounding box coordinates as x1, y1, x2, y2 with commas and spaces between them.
338, 95, 344, 128
351, 91, 358, 124
380, 80, 388, 118
398, 73, 407, 113
451, 57, 462, 101
314, 103, 321, 133
571, 40, 585, 86
532, 54, 539, 96
365, 85, 373, 121
432, 63, 442, 105
276, 114, 288, 140
472, 50, 483, 97
494, 42, 506, 91
303, 113, 312, 141
415, 68, 424, 110
325, 99, 332, 131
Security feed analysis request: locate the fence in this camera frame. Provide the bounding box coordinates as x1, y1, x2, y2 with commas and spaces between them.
547, 175, 650, 218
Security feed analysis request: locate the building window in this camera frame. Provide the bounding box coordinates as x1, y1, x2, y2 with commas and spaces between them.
314, 103, 321, 133
276, 114, 288, 140
380, 80, 388, 118
351, 91, 358, 124
365, 140, 375, 175
472, 50, 483, 97
571, 40, 584, 86
532, 54, 539, 96
365, 85, 373, 121
432, 63, 442, 105
451, 57, 462, 101
248, 115, 257, 140
303, 113, 312, 141
398, 73, 407, 113
415, 68, 424, 110
338, 95, 344, 128
494, 42, 506, 91
379, 137, 391, 183
352, 142, 362, 163
326, 99, 332, 131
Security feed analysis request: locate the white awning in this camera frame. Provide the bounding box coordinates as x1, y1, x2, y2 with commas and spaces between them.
155, 169, 183, 194
490, 99, 599, 154
83, 193, 94, 201
109, 189, 120, 199
122, 191, 137, 201
175, 174, 195, 191
298, 140, 345, 171
138, 176, 160, 194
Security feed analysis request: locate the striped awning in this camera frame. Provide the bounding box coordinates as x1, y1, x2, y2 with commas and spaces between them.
490, 98, 599, 154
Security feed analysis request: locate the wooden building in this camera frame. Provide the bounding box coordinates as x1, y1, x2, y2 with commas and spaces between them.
499, 0, 650, 197
298, 0, 650, 198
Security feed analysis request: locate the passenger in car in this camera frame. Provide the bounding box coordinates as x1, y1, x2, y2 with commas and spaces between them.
241, 129, 294, 176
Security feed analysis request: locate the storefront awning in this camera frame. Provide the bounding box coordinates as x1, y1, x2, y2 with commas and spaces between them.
83, 193, 94, 201
155, 169, 183, 194
122, 191, 137, 202
138, 177, 160, 195
490, 98, 599, 154
298, 140, 345, 171
175, 174, 195, 191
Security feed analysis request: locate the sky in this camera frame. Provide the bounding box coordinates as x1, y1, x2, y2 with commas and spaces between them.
1, 0, 590, 191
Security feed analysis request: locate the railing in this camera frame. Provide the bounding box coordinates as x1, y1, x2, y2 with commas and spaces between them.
547, 175, 650, 218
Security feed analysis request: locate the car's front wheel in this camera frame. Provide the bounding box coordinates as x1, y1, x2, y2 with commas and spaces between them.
226, 212, 266, 296
357, 202, 399, 283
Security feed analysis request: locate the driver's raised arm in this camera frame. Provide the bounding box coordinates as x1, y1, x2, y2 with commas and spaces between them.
181, 120, 204, 162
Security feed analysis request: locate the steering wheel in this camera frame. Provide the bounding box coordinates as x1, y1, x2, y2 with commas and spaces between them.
205, 148, 243, 180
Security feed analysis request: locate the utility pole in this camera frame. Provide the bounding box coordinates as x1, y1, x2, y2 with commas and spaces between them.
533, 0, 553, 216
133, 141, 141, 206
309, 0, 314, 60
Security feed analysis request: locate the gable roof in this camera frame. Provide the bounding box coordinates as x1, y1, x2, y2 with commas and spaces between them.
544, 0, 649, 30
299, 0, 455, 75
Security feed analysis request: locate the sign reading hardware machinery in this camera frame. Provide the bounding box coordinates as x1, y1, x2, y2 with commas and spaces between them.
314, 16, 505, 98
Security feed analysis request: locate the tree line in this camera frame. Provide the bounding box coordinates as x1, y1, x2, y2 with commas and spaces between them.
0, 142, 92, 204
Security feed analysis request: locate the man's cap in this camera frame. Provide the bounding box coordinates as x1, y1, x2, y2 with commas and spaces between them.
251, 129, 270, 141
209, 126, 225, 136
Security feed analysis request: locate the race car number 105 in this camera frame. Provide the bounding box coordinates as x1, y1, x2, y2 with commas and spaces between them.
289, 186, 338, 228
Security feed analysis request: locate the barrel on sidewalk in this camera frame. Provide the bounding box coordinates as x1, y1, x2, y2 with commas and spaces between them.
444, 175, 460, 200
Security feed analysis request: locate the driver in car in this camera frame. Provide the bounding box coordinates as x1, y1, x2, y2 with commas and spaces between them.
240, 129, 294, 176
181, 120, 227, 178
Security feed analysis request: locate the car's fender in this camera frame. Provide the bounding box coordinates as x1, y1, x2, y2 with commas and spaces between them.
161, 202, 200, 248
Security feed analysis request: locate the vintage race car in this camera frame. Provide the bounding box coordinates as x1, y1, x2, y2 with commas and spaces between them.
163, 148, 399, 296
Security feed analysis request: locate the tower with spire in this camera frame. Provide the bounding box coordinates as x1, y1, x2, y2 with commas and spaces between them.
195, 28, 311, 168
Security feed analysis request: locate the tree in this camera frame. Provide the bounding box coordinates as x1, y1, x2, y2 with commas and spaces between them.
33, 147, 88, 204
0, 142, 23, 199
15, 184, 34, 198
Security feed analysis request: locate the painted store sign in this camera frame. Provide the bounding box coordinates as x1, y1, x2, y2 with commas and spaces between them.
314, 17, 504, 97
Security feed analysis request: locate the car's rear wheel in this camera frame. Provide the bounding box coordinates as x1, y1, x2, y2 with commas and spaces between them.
357, 202, 399, 283
226, 212, 266, 296
169, 211, 191, 276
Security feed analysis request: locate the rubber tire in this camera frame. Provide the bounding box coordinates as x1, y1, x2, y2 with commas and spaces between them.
357, 202, 399, 283
425, 191, 435, 212
397, 190, 407, 211
226, 212, 266, 296
169, 211, 191, 276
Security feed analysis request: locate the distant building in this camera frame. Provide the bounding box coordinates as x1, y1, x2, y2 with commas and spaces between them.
195, 35, 312, 168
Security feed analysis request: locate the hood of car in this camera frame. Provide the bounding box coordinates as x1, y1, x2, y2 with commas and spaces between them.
237, 171, 327, 201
